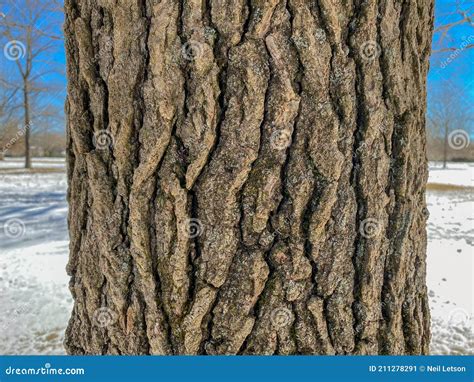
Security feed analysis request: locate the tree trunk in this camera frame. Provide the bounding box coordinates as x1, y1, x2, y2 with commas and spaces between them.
443, 122, 448, 169
23, 81, 32, 169
64, 0, 434, 355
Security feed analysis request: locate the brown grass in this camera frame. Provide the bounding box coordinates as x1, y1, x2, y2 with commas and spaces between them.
426, 182, 473, 192
0, 167, 65, 175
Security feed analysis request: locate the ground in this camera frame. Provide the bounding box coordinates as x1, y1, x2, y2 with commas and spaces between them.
0, 158, 472, 355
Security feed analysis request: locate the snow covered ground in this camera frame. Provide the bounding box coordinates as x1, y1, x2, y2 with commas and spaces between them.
426, 162, 473, 355
0, 157, 66, 173
0, 159, 472, 354
428, 161, 474, 188
0, 162, 70, 354
426, 189, 473, 354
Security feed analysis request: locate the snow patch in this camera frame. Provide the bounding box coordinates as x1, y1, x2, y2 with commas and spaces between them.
428, 162, 474, 188
0, 162, 472, 354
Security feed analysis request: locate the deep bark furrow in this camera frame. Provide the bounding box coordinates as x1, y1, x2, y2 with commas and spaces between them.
207, 1, 300, 354
204, 0, 279, 351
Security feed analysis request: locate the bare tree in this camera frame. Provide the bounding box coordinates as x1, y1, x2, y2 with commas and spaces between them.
0, 73, 20, 160
432, 1, 474, 54
0, 120, 19, 161
427, 83, 473, 167
0, 0, 62, 168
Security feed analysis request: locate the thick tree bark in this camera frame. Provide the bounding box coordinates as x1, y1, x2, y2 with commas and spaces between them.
64, 0, 434, 355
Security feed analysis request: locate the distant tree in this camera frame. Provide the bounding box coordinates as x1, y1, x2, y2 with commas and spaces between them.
0, 75, 20, 160
427, 83, 472, 167
33, 129, 65, 157
0, 120, 19, 160
0, 0, 62, 168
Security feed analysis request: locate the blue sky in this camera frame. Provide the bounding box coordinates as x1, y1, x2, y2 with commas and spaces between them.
429, 0, 474, 114
0, 0, 65, 131
1, 0, 473, 134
